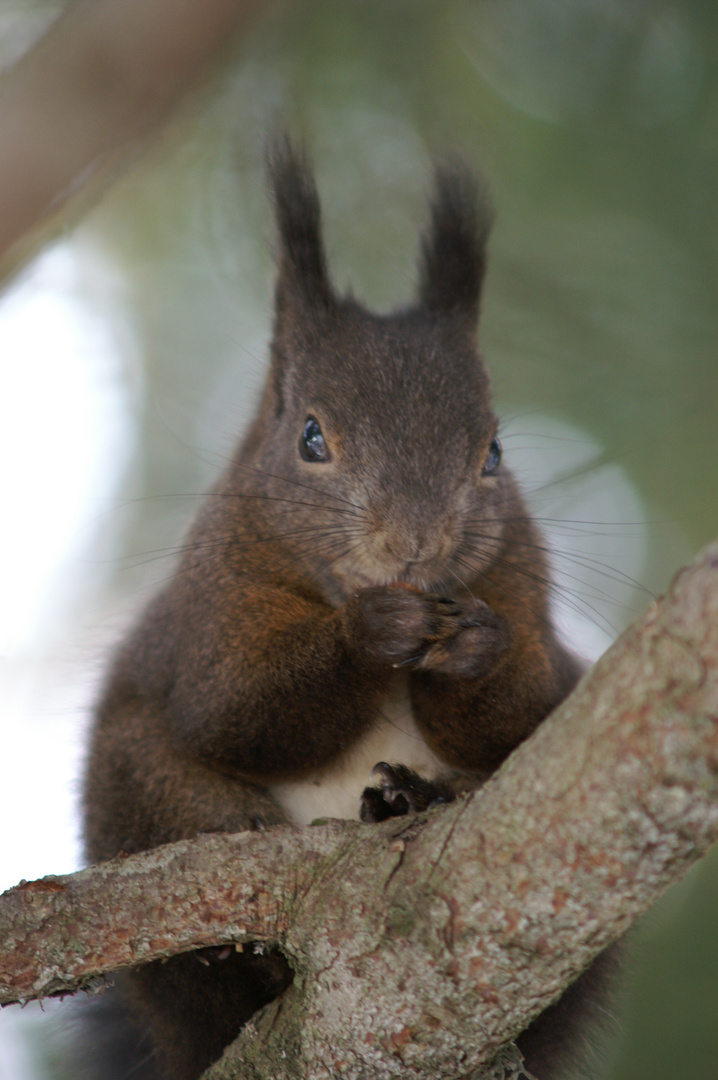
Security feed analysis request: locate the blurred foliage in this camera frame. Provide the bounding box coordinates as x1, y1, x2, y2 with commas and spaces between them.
5, 0, 718, 1076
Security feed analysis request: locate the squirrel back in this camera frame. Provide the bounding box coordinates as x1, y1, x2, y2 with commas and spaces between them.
82, 139, 590, 1080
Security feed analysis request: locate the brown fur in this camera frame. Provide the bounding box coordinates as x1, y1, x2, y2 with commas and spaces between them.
83, 139, 596, 1080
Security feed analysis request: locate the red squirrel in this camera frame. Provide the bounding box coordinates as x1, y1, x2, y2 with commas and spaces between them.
82, 138, 607, 1080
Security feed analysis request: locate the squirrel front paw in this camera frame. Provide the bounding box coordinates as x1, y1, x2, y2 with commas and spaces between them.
342, 585, 508, 678
341, 584, 440, 667
417, 595, 510, 678
359, 762, 455, 822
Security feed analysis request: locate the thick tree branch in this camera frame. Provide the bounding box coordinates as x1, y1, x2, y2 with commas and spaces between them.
2, 538, 718, 1078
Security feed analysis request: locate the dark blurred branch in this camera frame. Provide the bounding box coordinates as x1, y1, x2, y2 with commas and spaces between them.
0, 0, 265, 281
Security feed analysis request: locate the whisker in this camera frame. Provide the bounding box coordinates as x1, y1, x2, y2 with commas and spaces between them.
116, 490, 366, 518
231, 460, 365, 511
444, 565, 477, 600
453, 544, 621, 637
463, 524, 652, 601
121, 522, 362, 573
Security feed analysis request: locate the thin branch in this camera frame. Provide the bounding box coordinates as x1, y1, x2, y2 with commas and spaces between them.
0, 823, 343, 1004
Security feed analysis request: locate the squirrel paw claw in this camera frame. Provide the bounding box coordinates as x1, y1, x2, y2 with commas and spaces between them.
359, 762, 453, 822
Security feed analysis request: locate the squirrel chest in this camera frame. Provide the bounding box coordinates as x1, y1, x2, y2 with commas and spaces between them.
268, 672, 444, 824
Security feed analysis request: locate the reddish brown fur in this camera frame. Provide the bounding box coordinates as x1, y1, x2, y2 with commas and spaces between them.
83, 141, 595, 1080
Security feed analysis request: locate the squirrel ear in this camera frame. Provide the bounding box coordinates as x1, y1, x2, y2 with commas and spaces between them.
417, 159, 493, 324
268, 135, 333, 313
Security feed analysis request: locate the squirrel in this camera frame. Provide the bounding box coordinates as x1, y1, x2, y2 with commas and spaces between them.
82, 138, 610, 1080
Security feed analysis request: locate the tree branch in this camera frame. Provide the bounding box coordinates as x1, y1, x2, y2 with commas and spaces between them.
0, 0, 265, 281
2, 538, 718, 1078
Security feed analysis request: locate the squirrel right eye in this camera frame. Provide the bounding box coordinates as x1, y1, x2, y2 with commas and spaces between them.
482, 436, 502, 476
299, 417, 329, 462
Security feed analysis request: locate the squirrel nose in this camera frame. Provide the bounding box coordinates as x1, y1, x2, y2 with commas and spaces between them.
384, 539, 421, 563
383, 526, 441, 565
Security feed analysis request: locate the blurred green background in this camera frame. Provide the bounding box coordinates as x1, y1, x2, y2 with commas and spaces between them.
1, 1, 718, 1078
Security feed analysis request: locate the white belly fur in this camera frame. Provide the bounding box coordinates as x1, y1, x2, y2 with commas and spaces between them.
268, 676, 444, 826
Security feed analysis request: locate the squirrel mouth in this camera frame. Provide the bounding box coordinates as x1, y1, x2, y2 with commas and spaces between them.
332, 553, 449, 597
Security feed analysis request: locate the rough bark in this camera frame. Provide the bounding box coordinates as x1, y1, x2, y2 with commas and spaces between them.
0, 0, 264, 281
2, 538, 718, 1077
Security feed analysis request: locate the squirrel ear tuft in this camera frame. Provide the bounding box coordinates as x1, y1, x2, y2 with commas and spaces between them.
417, 159, 493, 324
268, 135, 333, 311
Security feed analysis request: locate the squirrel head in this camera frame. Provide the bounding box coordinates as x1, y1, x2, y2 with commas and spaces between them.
231, 137, 515, 604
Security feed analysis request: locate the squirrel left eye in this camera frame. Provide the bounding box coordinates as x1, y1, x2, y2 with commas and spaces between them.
482, 437, 502, 476
299, 417, 329, 462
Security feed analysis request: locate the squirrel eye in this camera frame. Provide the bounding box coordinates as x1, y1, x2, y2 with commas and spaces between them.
299, 417, 329, 462
482, 436, 502, 476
